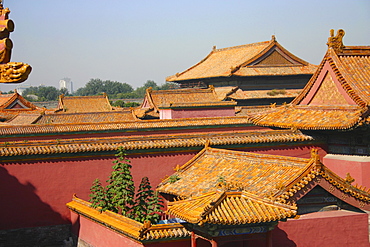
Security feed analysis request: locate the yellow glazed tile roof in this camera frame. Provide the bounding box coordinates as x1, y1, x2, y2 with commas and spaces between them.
167, 191, 297, 225
58, 94, 113, 113
0, 116, 252, 136
35, 110, 137, 124
167, 36, 316, 82
66, 196, 190, 241
0, 91, 39, 110
293, 46, 370, 108
0, 129, 313, 158
159, 148, 370, 212
158, 147, 311, 198
144, 87, 235, 110
250, 105, 363, 130
249, 31, 370, 130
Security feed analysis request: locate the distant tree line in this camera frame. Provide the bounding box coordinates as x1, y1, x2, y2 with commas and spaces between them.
11, 79, 178, 104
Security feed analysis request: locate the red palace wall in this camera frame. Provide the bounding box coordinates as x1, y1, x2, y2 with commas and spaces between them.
0, 152, 196, 230
0, 144, 326, 230
71, 209, 369, 247
323, 154, 370, 189
273, 210, 369, 247
71, 211, 191, 247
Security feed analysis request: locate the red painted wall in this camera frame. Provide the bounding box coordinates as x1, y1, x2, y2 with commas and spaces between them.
71, 212, 191, 247
0, 152, 195, 230
273, 210, 369, 247
0, 144, 326, 230
323, 154, 370, 189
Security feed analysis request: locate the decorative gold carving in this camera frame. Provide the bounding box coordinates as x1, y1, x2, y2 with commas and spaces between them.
328, 185, 335, 193
327, 29, 345, 53
340, 193, 348, 201
311, 149, 322, 170
0, 62, 32, 83
345, 173, 355, 184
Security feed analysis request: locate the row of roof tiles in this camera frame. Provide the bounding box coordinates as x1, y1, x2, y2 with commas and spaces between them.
158, 147, 370, 225
0, 129, 313, 157
167, 191, 297, 226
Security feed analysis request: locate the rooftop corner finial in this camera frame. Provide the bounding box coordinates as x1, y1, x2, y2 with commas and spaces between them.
272, 35, 276, 41
327, 29, 345, 53
212, 45, 216, 51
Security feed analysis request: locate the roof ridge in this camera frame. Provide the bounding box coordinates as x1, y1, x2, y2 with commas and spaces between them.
214, 40, 270, 52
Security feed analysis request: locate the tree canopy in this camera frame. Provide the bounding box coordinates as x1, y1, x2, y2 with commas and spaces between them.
75, 78, 133, 97
22, 86, 64, 102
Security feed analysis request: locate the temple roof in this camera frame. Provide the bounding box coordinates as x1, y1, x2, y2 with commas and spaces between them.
250, 30, 370, 130
167, 190, 297, 225
0, 91, 38, 110
158, 147, 312, 198
250, 105, 364, 130
57, 94, 113, 113
159, 147, 370, 224
0, 91, 47, 122
167, 36, 317, 82
34, 110, 137, 124
141, 87, 236, 112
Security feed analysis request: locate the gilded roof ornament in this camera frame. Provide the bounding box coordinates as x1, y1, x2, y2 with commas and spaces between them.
345, 172, 355, 184
327, 29, 345, 53
0, 3, 32, 83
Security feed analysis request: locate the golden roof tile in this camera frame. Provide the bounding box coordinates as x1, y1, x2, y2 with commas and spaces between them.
0, 91, 39, 110
58, 94, 113, 113
167, 191, 297, 225
158, 148, 370, 209
167, 36, 317, 82
250, 105, 363, 130
66, 195, 190, 241
0, 116, 252, 136
0, 129, 313, 158
158, 147, 311, 198
241, 30, 370, 130
143, 87, 235, 111
35, 110, 137, 124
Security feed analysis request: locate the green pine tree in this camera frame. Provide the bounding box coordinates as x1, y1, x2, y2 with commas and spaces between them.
147, 191, 164, 223
89, 178, 108, 212
106, 147, 135, 215
132, 177, 163, 223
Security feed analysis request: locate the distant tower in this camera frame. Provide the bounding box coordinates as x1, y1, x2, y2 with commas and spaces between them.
59, 78, 73, 94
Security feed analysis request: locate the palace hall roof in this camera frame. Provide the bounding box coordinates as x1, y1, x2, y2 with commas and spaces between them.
158, 147, 312, 198
0, 129, 313, 159
57, 94, 113, 113
213, 87, 301, 101
0, 91, 39, 110
158, 147, 370, 225
0, 91, 47, 122
141, 86, 236, 111
34, 110, 138, 124
250, 30, 370, 130
167, 190, 297, 226
167, 36, 317, 82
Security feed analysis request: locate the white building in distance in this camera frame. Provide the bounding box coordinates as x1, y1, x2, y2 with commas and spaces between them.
59, 78, 73, 94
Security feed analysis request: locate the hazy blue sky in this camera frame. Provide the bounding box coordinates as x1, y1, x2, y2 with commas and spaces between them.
1, 0, 369, 92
